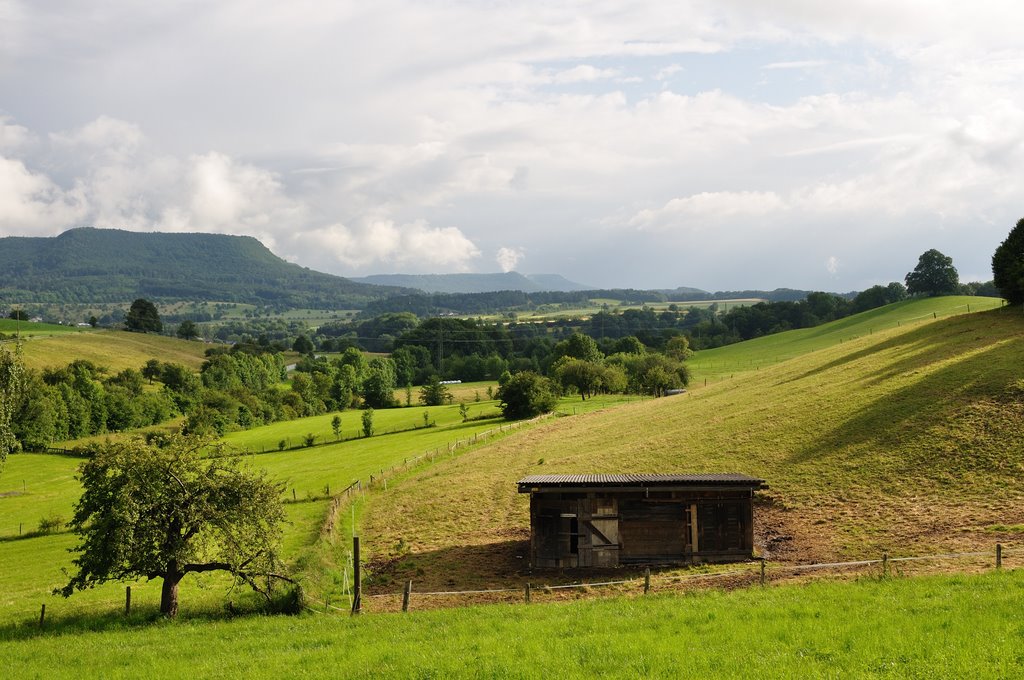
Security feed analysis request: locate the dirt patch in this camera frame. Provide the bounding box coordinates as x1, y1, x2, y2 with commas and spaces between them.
0, 491, 24, 498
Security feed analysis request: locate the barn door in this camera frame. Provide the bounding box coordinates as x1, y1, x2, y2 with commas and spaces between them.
584, 497, 620, 567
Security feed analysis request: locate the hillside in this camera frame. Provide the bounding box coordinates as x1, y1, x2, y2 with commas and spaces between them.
360, 302, 1024, 590
0, 228, 408, 308
14, 329, 210, 372
351, 271, 591, 293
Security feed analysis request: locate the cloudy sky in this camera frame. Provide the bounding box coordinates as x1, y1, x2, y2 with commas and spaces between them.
2, 1, 1023, 291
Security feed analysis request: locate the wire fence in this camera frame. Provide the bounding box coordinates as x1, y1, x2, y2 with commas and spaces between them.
319, 544, 1018, 615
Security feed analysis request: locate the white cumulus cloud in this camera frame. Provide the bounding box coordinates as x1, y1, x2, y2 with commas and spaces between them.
496, 246, 525, 272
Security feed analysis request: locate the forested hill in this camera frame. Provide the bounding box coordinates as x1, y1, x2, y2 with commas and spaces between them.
0, 228, 410, 308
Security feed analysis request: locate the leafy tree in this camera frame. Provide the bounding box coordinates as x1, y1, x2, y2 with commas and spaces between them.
497, 371, 559, 420
142, 359, 163, 384
852, 282, 907, 313
361, 408, 374, 437
177, 320, 200, 341
58, 435, 289, 618
905, 249, 959, 297
664, 335, 693, 361
292, 334, 314, 354
88, 315, 98, 328
125, 298, 162, 333
0, 344, 26, 472
459, 401, 469, 422
552, 332, 603, 363
992, 217, 1024, 305
361, 357, 397, 408
8, 309, 28, 321
331, 414, 342, 440
419, 375, 451, 406
554, 359, 604, 401
613, 336, 646, 355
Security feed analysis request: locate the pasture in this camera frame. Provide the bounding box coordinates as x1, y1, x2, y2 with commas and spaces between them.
2, 569, 1021, 678
2, 296, 1021, 677
14, 329, 209, 372
688, 295, 1005, 381
0, 319, 84, 338
359, 303, 1024, 594
0, 393, 637, 628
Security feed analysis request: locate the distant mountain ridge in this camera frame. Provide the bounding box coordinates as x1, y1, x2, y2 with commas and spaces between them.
0, 228, 409, 308
351, 271, 592, 294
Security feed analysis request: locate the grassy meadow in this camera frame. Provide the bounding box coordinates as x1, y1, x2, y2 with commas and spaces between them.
14, 329, 209, 372
689, 295, 1004, 381
3, 570, 1022, 678
0, 392, 637, 628
2, 295, 1022, 676
359, 302, 1024, 594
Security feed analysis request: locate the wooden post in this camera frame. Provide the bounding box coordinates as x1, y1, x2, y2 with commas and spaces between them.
996, 543, 1002, 569
402, 580, 412, 612
644, 568, 651, 594
19, 522, 22, 535
351, 536, 362, 615
125, 586, 131, 615
39, 603, 45, 627
292, 488, 296, 501
525, 583, 531, 604
882, 552, 888, 577
760, 560, 766, 586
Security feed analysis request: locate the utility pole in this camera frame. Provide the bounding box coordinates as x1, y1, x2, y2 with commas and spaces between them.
437, 322, 443, 374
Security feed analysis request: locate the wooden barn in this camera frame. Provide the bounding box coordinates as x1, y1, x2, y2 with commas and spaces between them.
517, 474, 766, 568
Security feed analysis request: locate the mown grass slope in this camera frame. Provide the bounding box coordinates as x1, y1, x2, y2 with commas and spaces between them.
362, 301, 1024, 591
689, 295, 1003, 380
16, 329, 209, 372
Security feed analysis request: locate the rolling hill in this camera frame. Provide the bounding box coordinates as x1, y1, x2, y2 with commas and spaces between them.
360, 300, 1024, 590
0, 228, 409, 308
1, 297, 1022, 676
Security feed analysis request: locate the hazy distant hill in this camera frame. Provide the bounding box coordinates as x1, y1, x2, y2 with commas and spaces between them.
0, 228, 407, 308
352, 271, 591, 294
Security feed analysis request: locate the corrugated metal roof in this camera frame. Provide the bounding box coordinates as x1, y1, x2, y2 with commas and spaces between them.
517, 473, 765, 488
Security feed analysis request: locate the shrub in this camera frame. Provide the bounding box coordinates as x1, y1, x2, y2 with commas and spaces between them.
38, 514, 64, 534
496, 371, 559, 420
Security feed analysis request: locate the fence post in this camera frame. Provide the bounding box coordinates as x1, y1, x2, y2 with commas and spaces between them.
760, 560, 766, 586
402, 580, 413, 612
351, 536, 362, 615
39, 603, 45, 627
996, 543, 1002, 569
644, 568, 651, 594
125, 586, 131, 615
882, 552, 889, 577
292, 489, 296, 501
525, 583, 531, 604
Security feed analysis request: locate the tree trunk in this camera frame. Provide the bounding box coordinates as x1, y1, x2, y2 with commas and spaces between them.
160, 561, 183, 618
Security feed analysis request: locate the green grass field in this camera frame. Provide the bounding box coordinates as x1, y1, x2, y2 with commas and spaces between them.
2, 296, 1021, 675
0, 393, 637, 628
360, 300, 1024, 594
2, 570, 1021, 678
689, 295, 1004, 381
0, 319, 85, 338
13, 329, 209, 372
